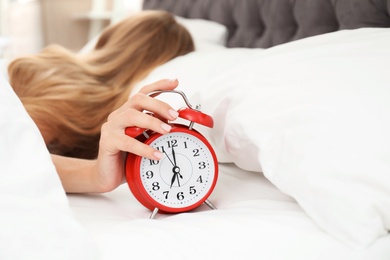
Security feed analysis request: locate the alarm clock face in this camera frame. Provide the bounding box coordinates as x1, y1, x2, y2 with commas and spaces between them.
137, 128, 217, 212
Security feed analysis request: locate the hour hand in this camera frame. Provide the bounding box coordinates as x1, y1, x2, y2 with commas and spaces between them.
170, 172, 177, 189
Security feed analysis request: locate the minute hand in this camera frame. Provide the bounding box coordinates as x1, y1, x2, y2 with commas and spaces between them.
170, 145, 178, 188
172, 146, 183, 180
172, 146, 183, 182
172, 145, 177, 166
163, 150, 175, 167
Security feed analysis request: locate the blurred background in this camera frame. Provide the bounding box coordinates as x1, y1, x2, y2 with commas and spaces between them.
0, 0, 143, 60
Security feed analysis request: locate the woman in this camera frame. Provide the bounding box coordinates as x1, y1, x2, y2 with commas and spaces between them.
8, 11, 194, 193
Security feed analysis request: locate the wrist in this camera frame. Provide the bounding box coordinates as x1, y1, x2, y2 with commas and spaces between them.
92, 154, 125, 193
52, 155, 102, 193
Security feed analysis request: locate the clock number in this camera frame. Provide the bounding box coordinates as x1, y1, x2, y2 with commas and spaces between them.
184, 141, 188, 149
149, 159, 159, 166
156, 146, 165, 153
152, 182, 160, 191
177, 192, 184, 201
189, 186, 196, 195
163, 191, 169, 199
145, 170, 154, 179
197, 175, 203, 183
199, 162, 206, 169
167, 139, 178, 148
193, 149, 200, 157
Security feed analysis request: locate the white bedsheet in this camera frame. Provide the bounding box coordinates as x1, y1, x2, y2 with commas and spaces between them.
68, 163, 390, 260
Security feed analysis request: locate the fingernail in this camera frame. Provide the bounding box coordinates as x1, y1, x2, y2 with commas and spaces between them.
168, 109, 179, 119
161, 123, 172, 132
154, 151, 163, 160
168, 78, 177, 83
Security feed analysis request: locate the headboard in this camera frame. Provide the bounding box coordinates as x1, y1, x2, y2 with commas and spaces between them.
143, 0, 390, 48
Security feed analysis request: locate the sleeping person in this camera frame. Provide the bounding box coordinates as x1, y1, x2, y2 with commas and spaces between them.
7, 10, 194, 193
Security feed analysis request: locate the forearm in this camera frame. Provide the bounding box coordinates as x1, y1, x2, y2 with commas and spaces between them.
51, 154, 100, 193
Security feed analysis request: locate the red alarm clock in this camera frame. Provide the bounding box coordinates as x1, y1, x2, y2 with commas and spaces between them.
125, 90, 218, 219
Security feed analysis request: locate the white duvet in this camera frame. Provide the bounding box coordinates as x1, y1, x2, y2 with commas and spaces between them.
1, 28, 390, 259
0, 72, 97, 259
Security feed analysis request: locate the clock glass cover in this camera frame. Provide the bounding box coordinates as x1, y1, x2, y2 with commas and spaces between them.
139, 130, 216, 209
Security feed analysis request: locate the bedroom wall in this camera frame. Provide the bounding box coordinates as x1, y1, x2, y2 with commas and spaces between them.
40, 0, 94, 52
1, 0, 143, 60
1, 0, 43, 59
40, 0, 143, 52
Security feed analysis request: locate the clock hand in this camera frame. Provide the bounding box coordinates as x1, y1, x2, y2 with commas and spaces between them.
171, 145, 177, 166
171, 146, 184, 179
171, 166, 182, 188
163, 150, 175, 167
170, 171, 177, 189
169, 145, 178, 188
176, 172, 181, 187
178, 172, 183, 179
170, 146, 183, 187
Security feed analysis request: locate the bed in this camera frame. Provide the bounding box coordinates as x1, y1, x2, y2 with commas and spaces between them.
1, 0, 390, 259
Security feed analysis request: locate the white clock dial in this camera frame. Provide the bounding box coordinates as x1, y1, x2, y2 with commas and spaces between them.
139, 131, 216, 208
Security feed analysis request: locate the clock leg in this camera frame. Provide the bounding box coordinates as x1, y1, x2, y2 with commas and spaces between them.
204, 199, 217, 210
149, 207, 159, 219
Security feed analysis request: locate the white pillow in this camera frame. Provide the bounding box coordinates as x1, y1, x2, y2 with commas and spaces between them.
195, 28, 390, 248
0, 74, 97, 259
174, 16, 228, 51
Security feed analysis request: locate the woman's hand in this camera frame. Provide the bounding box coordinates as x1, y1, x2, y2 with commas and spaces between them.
93, 79, 180, 192
53, 79, 179, 193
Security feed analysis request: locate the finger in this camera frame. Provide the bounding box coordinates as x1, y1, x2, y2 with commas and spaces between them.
109, 94, 179, 123
128, 93, 179, 120
108, 79, 178, 120
101, 127, 161, 160
111, 108, 173, 135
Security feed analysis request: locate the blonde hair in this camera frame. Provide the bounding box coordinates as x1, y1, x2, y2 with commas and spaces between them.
8, 11, 194, 159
